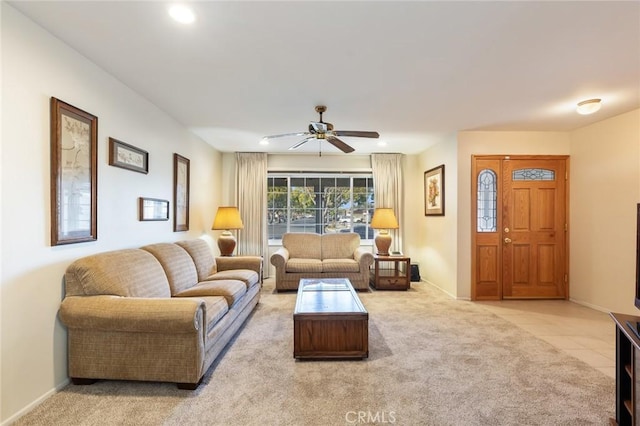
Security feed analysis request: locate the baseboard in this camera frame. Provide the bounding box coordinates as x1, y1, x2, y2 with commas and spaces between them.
2, 378, 70, 425
568, 297, 611, 314
423, 280, 460, 300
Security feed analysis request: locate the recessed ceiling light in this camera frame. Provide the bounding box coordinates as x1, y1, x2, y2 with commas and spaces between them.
377, 141, 387, 147
259, 138, 269, 145
169, 4, 195, 24
576, 98, 602, 115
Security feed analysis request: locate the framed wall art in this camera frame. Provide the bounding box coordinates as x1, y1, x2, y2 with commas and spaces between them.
139, 197, 169, 221
108, 137, 148, 174
50, 97, 98, 245
173, 153, 190, 231
424, 164, 445, 216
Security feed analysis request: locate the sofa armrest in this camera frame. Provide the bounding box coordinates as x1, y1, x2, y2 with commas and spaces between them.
270, 248, 290, 268
216, 256, 262, 275
354, 247, 374, 268
59, 295, 204, 333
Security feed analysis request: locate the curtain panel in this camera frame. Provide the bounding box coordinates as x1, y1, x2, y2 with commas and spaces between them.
371, 153, 403, 252
235, 153, 268, 274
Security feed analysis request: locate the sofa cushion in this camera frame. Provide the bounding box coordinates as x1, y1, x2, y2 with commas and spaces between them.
322, 233, 360, 259
175, 280, 247, 307
64, 249, 171, 298
322, 258, 360, 273
175, 239, 216, 281
282, 233, 322, 259
141, 243, 198, 295
286, 258, 323, 273
205, 269, 260, 290
179, 296, 229, 334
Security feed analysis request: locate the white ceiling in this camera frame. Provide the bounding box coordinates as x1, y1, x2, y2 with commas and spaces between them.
10, 1, 640, 155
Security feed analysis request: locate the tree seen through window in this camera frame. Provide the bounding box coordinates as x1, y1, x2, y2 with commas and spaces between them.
267, 174, 374, 241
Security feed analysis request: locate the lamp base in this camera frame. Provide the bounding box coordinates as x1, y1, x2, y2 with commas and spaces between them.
374, 231, 392, 256
217, 231, 237, 256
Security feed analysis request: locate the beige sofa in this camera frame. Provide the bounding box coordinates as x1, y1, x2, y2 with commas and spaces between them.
270, 232, 374, 291
59, 239, 262, 390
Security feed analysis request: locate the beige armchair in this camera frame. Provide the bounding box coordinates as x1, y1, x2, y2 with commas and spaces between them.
270, 232, 374, 291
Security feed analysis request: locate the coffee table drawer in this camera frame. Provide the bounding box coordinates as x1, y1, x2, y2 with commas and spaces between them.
294, 314, 368, 359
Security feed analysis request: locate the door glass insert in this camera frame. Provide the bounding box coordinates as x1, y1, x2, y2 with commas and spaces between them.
477, 169, 497, 232
512, 168, 555, 181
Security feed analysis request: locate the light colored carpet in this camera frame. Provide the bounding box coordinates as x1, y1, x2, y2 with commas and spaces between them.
16, 280, 614, 425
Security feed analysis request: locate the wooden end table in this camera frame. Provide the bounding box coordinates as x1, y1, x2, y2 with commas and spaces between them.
293, 278, 368, 360
370, 254, 411, 290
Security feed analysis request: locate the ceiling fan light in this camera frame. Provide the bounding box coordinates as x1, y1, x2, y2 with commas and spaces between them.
576, 98, 601, 115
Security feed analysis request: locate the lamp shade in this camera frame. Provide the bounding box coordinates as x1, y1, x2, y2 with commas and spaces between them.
370, 208, 399, 230
212, 206, 244, 230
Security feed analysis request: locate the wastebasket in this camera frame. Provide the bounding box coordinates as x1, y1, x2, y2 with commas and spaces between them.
410, 263, 421, 282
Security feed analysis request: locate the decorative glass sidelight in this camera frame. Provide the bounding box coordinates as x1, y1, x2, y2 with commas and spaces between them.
477, 169, 497, 232
512, 168, 555, 181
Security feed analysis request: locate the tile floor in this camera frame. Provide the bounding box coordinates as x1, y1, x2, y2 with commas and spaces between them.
476, 299, 616, 378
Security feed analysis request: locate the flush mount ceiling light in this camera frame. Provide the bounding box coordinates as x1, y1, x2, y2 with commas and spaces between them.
576, 98, 602, 115
168, 4, 195, 24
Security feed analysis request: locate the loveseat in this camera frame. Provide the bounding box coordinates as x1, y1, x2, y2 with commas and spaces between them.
59, 239, 262, 390
270, 232, 374, 291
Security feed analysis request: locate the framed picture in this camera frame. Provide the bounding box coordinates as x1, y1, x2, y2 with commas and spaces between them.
139, 197, 169, 221
173, 153, 190, 231
424, 164, 445, 216
108, 137, 148, 174
50, 97, 98, 245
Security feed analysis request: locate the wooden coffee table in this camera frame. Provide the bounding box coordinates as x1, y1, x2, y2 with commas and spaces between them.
293, 278, 368, 359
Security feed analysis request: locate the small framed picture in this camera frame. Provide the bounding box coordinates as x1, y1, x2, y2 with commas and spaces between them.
424, 164, 445, 216
139, 197, 169, 221
108, 137, 148, 174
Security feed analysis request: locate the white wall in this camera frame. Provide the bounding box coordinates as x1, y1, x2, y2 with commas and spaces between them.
569, 109, 640, 314
1, 4, 222, 422
409, 135, 459, 297
267, 153, 372, 172
220, 152, 236, 206
456, 132, 571, 299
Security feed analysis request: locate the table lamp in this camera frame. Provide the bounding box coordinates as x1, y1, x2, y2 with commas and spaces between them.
370, 208, 399, 256
212, 206, 244, 256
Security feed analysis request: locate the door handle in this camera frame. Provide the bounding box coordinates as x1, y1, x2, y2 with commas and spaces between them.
504, 237, 512, 244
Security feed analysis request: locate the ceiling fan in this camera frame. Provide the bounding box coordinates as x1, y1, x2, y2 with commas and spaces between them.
262, 105, 379, 153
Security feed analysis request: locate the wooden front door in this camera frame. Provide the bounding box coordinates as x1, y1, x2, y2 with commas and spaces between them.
472, 155, 569, 300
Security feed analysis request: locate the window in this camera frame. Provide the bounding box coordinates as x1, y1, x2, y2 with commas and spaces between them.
477, 169, 497, 232
267, 174, 374, 241
512, 168, 555, 181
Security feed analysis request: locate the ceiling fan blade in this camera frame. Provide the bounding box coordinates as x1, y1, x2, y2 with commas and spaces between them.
263, 132, 309, 140
333, 130, 380, 138
326, 135, 355, 153
288, 136, 315, 150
